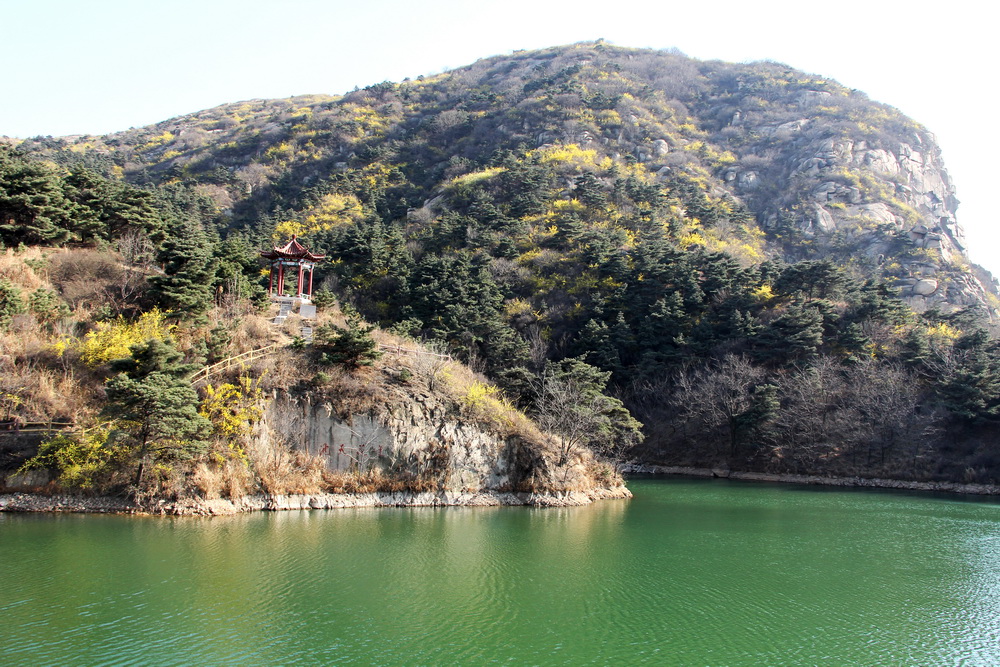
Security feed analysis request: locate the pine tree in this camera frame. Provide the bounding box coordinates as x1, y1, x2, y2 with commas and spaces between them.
0, 145, 76, 245
63, 166, 165, 241
103, 338, 210, 489
0, 278, 26, 330
753, 303, 825, 364
532, 357, 643, 466
149, 219, 214, 321
837, 322, 872, 361
576, 318, 624, 377
314, 307, 382, 368
574, 172, 607, 210
937, 330, 1000, 422
899, 327, 932, 371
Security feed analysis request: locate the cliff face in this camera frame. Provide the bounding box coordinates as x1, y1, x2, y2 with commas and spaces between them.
261, 390, 542, 493
728, 127, 993, 313
254, 351, 621, 498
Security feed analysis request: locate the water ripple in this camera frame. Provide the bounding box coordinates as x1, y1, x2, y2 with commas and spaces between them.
3, 481, 1000, 665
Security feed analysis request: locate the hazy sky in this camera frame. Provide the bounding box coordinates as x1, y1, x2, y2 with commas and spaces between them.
2, 0, 995, 273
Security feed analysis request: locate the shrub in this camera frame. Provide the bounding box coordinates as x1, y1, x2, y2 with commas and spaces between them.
19, 426, 125, 492
29, 288, 71, 328
0, 278, 25, 329
311, 288, 336, 310
314, 308, 382, 368
77, 308, 172, 366
198, 375, 264, 453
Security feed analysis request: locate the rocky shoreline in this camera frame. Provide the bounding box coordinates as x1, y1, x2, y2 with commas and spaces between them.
8, 466, 998, 516
0, 486, 632, 516
626, 465, 1000, 496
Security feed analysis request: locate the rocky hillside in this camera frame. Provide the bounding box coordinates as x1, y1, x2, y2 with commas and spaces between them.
13, 42, 996, 314
0, 245, 626, 503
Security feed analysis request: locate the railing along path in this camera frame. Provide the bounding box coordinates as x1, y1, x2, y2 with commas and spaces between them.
377, 344, 451, 361
1, 420, 75, 434
190, 343, 281, 385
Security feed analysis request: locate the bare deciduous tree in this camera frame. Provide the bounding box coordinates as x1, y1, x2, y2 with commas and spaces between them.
234, 163, 271, 194
670, 354, 775, 458
532, 359, 642, 467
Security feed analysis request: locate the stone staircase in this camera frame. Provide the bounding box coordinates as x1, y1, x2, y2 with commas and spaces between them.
272, 300, 293, 325
270, 298, 316, 343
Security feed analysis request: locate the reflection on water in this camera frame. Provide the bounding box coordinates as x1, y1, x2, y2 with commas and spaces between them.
2, 480, 998, 665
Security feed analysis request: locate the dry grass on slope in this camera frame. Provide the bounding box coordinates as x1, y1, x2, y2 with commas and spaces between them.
0, 247, 48, 291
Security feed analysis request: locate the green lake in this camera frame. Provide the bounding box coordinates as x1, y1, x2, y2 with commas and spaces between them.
2, 478, 999, 665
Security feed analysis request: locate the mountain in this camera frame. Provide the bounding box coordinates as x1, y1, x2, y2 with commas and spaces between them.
14, 42, 997, 315
5, 42, 1000, 488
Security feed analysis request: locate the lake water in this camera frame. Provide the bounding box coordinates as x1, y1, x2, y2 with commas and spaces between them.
2, 478, 999, 666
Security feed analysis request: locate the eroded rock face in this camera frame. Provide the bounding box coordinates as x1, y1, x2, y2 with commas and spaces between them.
733, 123, 994, 315
261, 392, 544, 493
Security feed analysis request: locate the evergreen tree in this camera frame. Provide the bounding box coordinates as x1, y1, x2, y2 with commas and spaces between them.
63, 166, 165, 240
28, 288, 71, 330
0, 145, 76, 245
407, 251, 503, 340
213, 236, 268, 308
852, 281, 909, 326
501, 155, 553, 218
774, 260, 847, 299
533, 357, 643, 465
314, 307, 382, 368
576, 318, 625, 377
637, 293, 687, 350
0, 278, 26, 330
697, 251, 742, 299
103, 338, 210, 490
732, 383, 780, 452
149, 219, 215, 321
837, 322, 872, 361
899, 326, 932, 371
574, 172, 607, 209
937, 330, 1000, 422
753, 303, 825, 364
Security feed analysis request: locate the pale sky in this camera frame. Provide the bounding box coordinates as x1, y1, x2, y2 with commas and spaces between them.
2, 0, 995, 274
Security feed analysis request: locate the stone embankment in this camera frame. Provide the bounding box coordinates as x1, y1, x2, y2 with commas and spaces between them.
627, 465, 1000, 496
0, 486, 631, 516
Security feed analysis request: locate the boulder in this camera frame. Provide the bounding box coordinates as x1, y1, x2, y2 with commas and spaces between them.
855, 203, 896, 225
738, 171, 759, 190
2, 470, 51, 490
811, 204, 836, 233
862, 149, 900, 175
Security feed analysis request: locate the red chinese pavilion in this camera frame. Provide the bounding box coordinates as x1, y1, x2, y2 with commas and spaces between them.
260, 236, 325, 299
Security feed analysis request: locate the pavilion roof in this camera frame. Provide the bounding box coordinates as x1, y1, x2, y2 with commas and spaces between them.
260, 235, 326, 261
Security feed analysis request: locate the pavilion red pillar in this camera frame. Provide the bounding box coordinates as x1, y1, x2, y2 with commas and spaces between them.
308, 265, 314, 297
297, 262, 304, 297
277, 263, 284, 296
268, 263, 275, 294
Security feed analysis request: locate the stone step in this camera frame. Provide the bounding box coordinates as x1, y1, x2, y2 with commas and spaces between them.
273, 315, 287, 325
